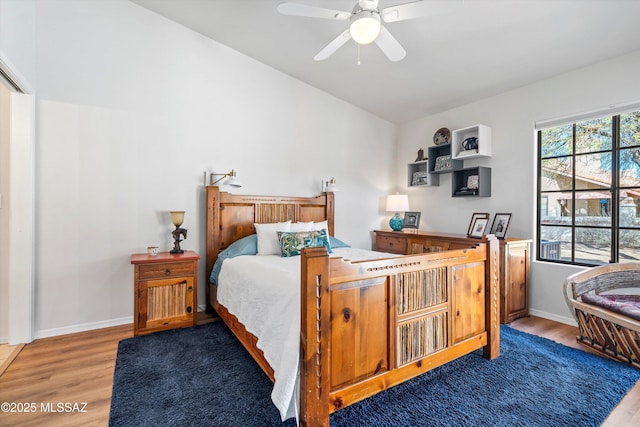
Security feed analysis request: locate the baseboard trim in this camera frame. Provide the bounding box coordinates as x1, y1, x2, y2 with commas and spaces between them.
35, 316, 134, 340
529, 308, 577, 327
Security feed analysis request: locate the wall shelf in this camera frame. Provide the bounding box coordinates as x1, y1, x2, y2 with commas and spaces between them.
427, 144, 463, 174
408, 124, 492, 196
408, 160, 438, 187
451, 124, 492, 160
452, 166, 491, 197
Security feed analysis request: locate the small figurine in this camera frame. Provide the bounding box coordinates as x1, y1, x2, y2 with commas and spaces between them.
171, 228, 187, 254
415, 148, 424, 162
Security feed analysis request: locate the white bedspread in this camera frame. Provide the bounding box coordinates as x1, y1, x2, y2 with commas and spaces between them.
216, 247, 395, 421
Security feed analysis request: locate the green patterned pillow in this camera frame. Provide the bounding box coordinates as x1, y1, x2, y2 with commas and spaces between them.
277, 229, 332, 257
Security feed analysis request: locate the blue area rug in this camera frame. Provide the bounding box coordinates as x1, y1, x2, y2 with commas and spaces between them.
109, 322, 640, 427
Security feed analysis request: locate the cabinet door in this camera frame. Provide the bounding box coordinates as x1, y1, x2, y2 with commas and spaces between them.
452, 262, 485, 343
504, 243, 529, 320
138, 276, 195, 329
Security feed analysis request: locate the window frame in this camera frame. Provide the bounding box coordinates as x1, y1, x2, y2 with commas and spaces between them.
536, 113, 640, 266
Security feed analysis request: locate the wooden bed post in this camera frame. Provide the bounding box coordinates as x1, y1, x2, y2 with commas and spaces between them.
300, 247, 331, 427
324, 192, 335, 237
205, 186, 220, 313
483, 234, 501, 359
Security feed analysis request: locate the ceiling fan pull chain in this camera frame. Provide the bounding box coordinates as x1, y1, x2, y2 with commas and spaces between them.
357, 43, 361, 66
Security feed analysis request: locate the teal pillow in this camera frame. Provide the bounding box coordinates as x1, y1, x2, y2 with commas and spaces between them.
277, 229, 332, 257
209, 234, 257, 284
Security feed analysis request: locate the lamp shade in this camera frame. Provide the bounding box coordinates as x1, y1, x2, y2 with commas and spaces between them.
225, 175, 242, 187
324, 177, 339, 192
386, 194, 409, 213
170, 211, 185, 227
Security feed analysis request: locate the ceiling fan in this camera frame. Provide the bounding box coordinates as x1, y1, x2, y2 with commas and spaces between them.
277, 0, 463, 62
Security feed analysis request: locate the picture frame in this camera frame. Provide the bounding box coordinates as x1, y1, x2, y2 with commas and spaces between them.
411, 171, 429, 186
468, 217, 489, 238
434, 155, 452, 172
403, 211, 421, 229
490, 213, 512, 239
467, 212, 490, 236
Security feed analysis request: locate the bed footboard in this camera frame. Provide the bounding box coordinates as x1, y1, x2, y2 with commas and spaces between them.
299, 237, 500, 427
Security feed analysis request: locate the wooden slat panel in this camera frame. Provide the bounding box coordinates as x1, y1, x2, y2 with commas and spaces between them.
256, 203, 296, 223
396, 267, 447, 314
146, 279, 191, 325
397, 312, 448, 366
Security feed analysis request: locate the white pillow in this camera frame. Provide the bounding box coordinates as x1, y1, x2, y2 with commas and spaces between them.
311, 220, 329, 234
290, 221, 314, 232
255, 221, 291, 255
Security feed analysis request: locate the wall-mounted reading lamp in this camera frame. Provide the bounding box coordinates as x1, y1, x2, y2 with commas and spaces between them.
323, 177, 339, 192
204, 170, 242, 187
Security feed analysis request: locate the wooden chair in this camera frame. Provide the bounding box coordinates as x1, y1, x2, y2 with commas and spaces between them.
564, 263, 640, 368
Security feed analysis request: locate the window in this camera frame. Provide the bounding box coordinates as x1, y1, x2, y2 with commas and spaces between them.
537, 110, 640, 265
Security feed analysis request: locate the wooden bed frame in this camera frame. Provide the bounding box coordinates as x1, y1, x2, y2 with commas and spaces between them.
205, 186, 500, 426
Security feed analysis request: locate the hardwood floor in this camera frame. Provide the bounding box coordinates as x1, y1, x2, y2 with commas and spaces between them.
0, 324, 132, 427
0, 343, 25, 377
0, 316, 637, 426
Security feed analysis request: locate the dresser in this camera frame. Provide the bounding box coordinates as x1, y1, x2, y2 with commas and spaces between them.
374, 230, 530, 323
130, 250, 200, 335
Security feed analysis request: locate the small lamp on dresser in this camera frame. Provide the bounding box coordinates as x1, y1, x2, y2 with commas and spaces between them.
386, 194, 410, 231
170, 211, 187, 254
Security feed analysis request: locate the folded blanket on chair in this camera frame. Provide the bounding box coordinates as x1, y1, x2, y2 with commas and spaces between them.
581, 293, 640, 321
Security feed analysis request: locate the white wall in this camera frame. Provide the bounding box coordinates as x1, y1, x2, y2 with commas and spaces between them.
0, 0, 36, 87
24, 0, 396, 337
11, 0, 638, 337
397, 49, 640, 324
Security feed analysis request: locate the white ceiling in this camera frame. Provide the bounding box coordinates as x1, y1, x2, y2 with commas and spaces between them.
130, 0, 640, 124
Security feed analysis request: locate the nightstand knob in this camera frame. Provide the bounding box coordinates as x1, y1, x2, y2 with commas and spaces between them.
186, 306, 192, 313
165, 268, 171, 275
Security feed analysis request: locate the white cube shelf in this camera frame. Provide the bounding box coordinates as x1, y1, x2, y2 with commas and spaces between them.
451, 124, 492, 160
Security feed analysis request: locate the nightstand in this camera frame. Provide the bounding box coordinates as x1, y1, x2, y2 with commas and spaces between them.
130, 250, 200, 336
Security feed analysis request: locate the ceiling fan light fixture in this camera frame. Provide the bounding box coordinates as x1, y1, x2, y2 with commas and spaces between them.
349, 11, 381, 45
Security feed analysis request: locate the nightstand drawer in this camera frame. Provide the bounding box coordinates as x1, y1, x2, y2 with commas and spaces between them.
138, 261, 194, 280
376, 235, 407, 254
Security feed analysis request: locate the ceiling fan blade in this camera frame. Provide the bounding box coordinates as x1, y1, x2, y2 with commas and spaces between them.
381, 0, 464, 23
314, 29, 352, 61
374, 26, 406, 62
277, 2, 350, 20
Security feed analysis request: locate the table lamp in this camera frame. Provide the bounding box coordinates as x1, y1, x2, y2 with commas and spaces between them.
386, 194, 409, 231
170, 211, 187, 254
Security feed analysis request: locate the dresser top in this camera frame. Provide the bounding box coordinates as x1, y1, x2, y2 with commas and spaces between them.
130, 250, 200, 264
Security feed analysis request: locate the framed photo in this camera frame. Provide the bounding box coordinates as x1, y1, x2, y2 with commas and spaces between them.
490, 213, 512, 239
434, 155, 452, 172
411, 171, 429, 186
469, 217, 489, 238
467, 212, 490, 236
403, 211, 421, 229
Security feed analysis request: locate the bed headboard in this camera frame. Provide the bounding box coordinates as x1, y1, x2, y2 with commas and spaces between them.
205, 186, 335, 280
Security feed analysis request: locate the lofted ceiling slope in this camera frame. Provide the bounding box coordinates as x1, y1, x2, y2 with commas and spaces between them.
130, 0, 640, 124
